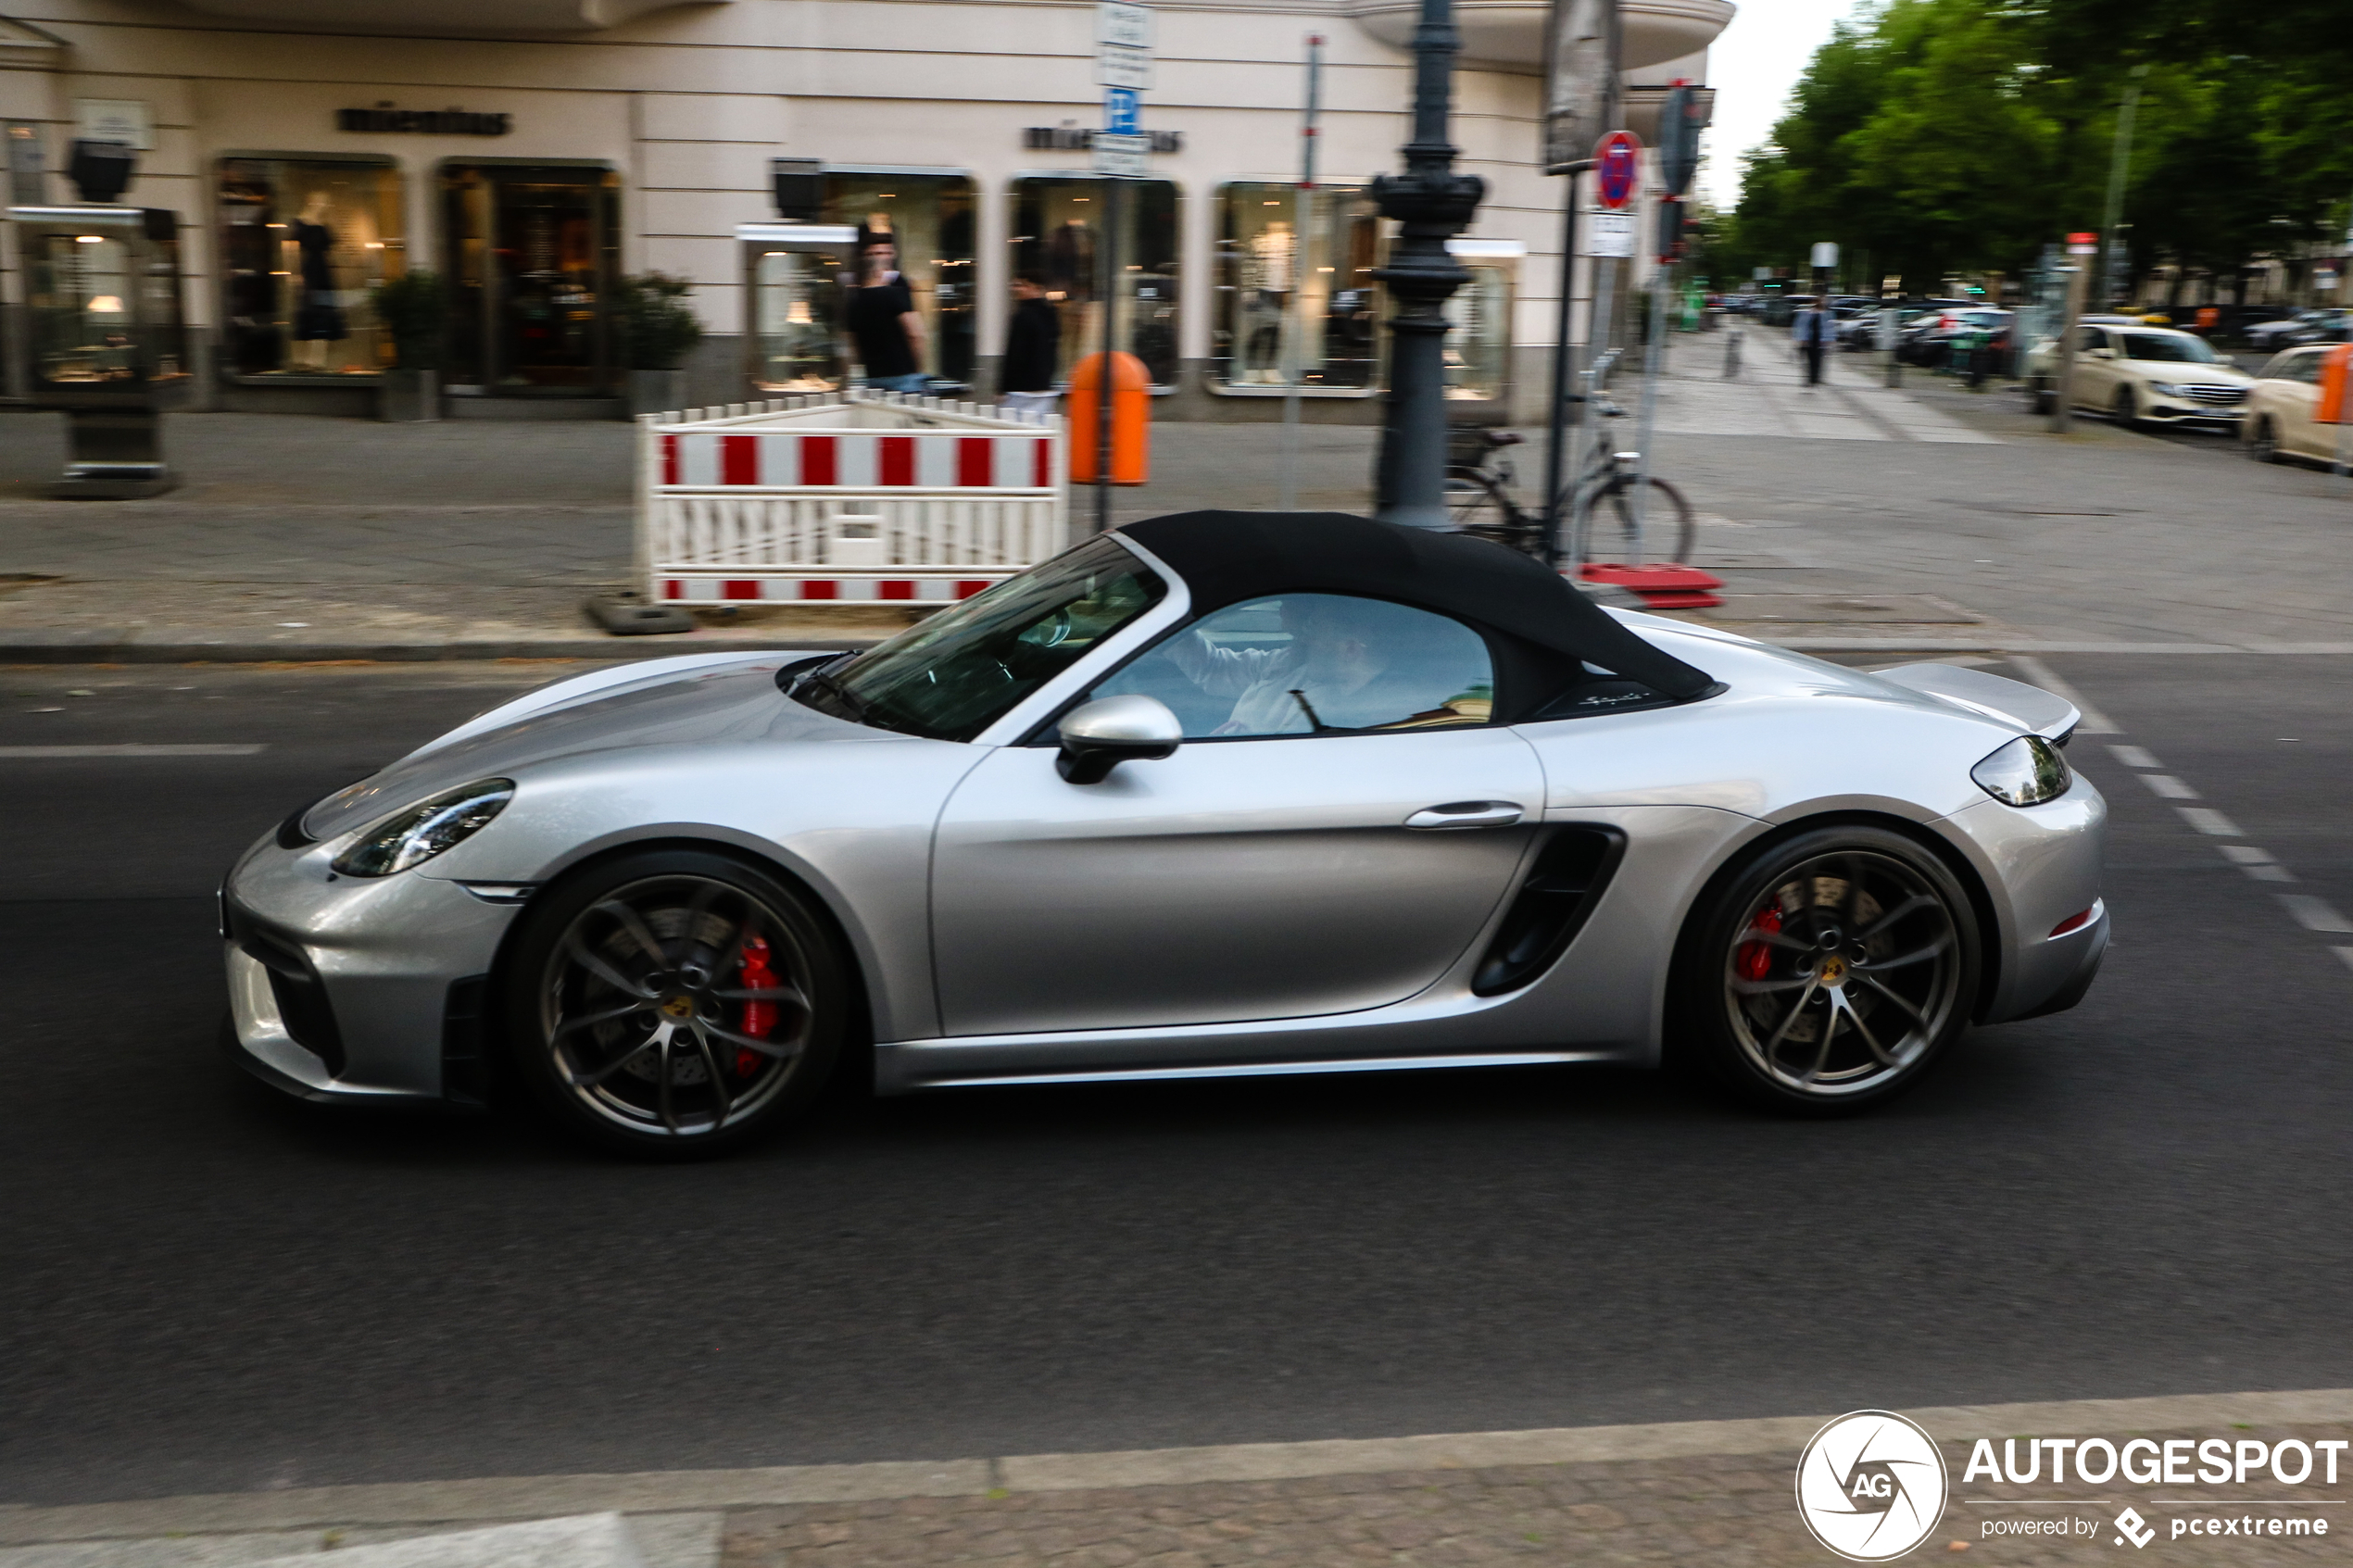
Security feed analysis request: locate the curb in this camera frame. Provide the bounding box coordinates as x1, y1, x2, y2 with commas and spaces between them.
6, 1388, 2349, 1546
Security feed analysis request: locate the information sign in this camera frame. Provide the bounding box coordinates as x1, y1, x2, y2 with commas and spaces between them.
1585, 209, 1635, 257
1096, 2, 1153, 88
1092, 131, 1150, 179
1103, 87, 1140, 135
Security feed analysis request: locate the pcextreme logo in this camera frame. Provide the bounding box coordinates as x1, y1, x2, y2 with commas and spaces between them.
1795, 1411, 1951, 1562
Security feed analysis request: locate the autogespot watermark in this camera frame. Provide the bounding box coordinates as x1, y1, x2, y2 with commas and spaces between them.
1797, 1411, 2344, 1556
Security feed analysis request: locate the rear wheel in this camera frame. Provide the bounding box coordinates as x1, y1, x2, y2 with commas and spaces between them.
500, 848, 846, 1158
2026, 376, 2054, 415
1590, 474, 1696, 566
1669, 826, 1979, 1115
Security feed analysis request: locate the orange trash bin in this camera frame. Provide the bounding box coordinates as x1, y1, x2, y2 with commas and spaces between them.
1068, 351, 1151, 485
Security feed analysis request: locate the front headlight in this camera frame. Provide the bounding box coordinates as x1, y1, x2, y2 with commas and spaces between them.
1970, 736, 2070, 807
332, 779, 514, 877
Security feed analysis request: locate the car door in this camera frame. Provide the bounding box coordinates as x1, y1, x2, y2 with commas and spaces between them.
929, 593, 1545, 1039
2280, 350, 2328, 458
2072, 327, 2114, 408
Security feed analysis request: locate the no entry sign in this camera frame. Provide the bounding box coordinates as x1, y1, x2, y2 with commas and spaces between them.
1594, 130, 1642, 209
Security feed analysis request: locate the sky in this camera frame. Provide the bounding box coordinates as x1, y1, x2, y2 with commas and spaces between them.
1698, 0, 1870, 207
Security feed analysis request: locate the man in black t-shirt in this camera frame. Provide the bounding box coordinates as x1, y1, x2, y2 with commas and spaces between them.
1000, 273, 1062, 414
847, 240, 928, 393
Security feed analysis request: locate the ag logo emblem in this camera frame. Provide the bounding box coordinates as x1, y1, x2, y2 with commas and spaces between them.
1794, 1411, 1949, 1562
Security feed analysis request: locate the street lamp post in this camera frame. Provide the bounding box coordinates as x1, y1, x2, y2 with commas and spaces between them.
1371, 0, 1484, 530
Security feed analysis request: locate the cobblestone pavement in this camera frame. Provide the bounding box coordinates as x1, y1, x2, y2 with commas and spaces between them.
718, 1423, 2353, 1568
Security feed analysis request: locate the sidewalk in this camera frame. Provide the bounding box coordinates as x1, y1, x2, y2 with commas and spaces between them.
5, 1392, 2347, 1567
6, 356, 2352, 662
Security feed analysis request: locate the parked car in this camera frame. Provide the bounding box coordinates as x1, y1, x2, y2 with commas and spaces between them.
1900, 308, 2012, 370
2022, 324, 2256, 429
221, 512, 2108, 1151
2241, 345, 2349, 467
1762, 293, 1817, 328
2246, 308, 2352, 353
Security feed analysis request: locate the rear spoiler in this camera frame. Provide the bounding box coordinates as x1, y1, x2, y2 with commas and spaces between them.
1871, 663, 2081, 746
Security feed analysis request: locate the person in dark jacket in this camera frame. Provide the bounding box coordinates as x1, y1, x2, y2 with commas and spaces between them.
846, 239, 927, 393
1000, 273, 1062, 414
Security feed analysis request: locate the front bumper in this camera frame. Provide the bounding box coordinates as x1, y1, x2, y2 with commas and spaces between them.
2138, 400, 2244, 427
221, 833, 522, 1105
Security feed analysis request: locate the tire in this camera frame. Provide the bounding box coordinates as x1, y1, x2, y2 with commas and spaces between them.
2247, 416, 2282, 465
499, 847, 848, 1159
2111, 384, 2143, 433
1591, 474, 1697, 566
2025, 376, 2054, 415
1446, 470, 1515, 533
1667, 825, 1981, 1115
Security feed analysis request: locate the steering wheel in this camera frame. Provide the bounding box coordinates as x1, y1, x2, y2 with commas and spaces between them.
1024, 608, 1075, 648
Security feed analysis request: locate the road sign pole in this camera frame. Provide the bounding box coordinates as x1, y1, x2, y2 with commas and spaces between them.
2051, 232, 2095, 435
1278, 32, 1323, 514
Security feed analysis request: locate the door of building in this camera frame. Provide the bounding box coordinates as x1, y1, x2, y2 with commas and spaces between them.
442, 162, 619, 397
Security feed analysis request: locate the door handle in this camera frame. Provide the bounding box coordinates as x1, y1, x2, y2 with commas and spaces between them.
1404, 801, 1524, 831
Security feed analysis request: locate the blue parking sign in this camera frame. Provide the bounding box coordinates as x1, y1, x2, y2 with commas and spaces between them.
1103, 87, 1141, 135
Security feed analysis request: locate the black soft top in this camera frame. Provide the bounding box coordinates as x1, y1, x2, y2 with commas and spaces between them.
1115, 510, 1718, 713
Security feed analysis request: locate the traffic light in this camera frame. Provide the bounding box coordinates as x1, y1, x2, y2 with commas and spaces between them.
1657, 84, 1709, 200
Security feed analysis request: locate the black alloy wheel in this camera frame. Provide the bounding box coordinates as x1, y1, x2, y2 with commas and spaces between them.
2026, 376, 2054, 415
501, 848, 847, 1158
1669, 825, 1980, 1114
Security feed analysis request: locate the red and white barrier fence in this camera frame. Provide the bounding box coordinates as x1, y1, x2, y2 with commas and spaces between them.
637, 390, 1066, 605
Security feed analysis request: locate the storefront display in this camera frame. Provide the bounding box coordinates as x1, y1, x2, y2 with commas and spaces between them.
822, 171, 975, 385
742, 223, 858, 393
1442, 243, 1518, 402
442, 161, 620, 396
217, 157, 402, 378
1214, 183, 1380, 390
1009, 177, 1178, 388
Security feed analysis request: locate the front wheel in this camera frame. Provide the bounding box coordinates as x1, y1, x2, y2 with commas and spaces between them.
500, 848, 847, 1158
1668, 826, 1981, 1114
2247, 416, 2282, 464
1587, 474, 1696, 566
2025, 376, 2054, 415
2112, 384, 2143, 433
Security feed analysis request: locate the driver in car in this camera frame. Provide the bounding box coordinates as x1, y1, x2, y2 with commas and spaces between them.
1168, 596, 1395, 735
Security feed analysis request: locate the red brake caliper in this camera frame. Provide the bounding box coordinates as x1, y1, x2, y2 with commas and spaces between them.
735, 936, 779, 1077
1736, 906, 1781, 981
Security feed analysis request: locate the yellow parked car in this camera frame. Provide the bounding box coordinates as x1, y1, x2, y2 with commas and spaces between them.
2242, 345, 2349, 467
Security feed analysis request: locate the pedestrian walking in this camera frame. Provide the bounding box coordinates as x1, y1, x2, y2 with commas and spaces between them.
847, 238, 928, 395
1000, 273, 1062, 416
1792, 300, 1832, 386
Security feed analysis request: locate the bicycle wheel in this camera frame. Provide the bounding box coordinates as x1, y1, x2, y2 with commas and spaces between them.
1445, 470, 1517, 536
1591, 474, 1696, 565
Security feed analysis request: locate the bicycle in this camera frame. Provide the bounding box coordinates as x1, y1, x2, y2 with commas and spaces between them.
1443, 358, 1695, 569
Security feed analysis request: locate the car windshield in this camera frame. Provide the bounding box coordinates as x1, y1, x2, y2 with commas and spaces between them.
2121, 333, 2221, 364
796, 536, 1165, 742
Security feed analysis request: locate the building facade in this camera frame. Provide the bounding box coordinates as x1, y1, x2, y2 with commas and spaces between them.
0, 0, 1730, 420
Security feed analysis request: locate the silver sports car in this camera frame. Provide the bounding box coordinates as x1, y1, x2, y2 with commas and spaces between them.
223, 511, 2108, 1155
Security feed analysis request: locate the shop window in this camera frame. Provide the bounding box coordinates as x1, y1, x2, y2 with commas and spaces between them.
441, 162, 621, 395
1009, 177, 1179, 388
823, 171, 975, 385
1214, 183, 1380, 391
217, 157, 402, 378
1443, 257, 1515, 402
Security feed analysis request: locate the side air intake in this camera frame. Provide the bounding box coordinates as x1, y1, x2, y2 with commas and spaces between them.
1471, 826, 1627, 997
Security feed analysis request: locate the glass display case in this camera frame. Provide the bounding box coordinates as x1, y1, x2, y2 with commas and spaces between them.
1442, 240, 1519, 404
11, 205, 187, 395
740, 223, 858, 393
6, 204, 189, 496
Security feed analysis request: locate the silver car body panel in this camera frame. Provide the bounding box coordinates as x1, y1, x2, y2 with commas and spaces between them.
221, 570, 2109, 1108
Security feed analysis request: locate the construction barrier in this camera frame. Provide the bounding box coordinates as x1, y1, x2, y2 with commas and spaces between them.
638, 390, 1066, 605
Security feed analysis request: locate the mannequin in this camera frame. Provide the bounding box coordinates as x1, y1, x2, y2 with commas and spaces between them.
288, 191, 346, 370
1241, 220, 1293, 383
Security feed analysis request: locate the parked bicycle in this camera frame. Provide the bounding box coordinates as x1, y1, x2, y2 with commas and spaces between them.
1443, 356, 1694, 568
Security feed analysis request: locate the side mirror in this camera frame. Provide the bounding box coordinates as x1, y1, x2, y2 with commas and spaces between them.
1056, 695, 1181, 784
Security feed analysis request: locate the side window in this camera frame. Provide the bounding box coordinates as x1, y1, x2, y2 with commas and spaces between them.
2071, 326, 2103, 354
2293, 353, 2326, 386
1091, 593, 1494, 739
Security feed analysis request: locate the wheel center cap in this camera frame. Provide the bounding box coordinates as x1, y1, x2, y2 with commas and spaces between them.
1818, 955, 1849, 987
659, 994, 697, 1022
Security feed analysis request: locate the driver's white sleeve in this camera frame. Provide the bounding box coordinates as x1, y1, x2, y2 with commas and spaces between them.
1169, 631, 1280, 696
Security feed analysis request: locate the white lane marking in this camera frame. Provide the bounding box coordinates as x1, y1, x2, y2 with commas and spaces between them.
2108, 744, 2162, 769
2220, 846, 2274, 864
2280, 895, 2353, 934
0, 744, 266, 758
2246, 863, 2299, 883
2007, 656, 2120, 734
2336, 948, 2353, 977
2177, 806, 2244, 836
2140, 773, 2200, 799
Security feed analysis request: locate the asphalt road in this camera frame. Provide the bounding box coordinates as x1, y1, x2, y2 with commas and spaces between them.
4, 656, 2351, 1509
